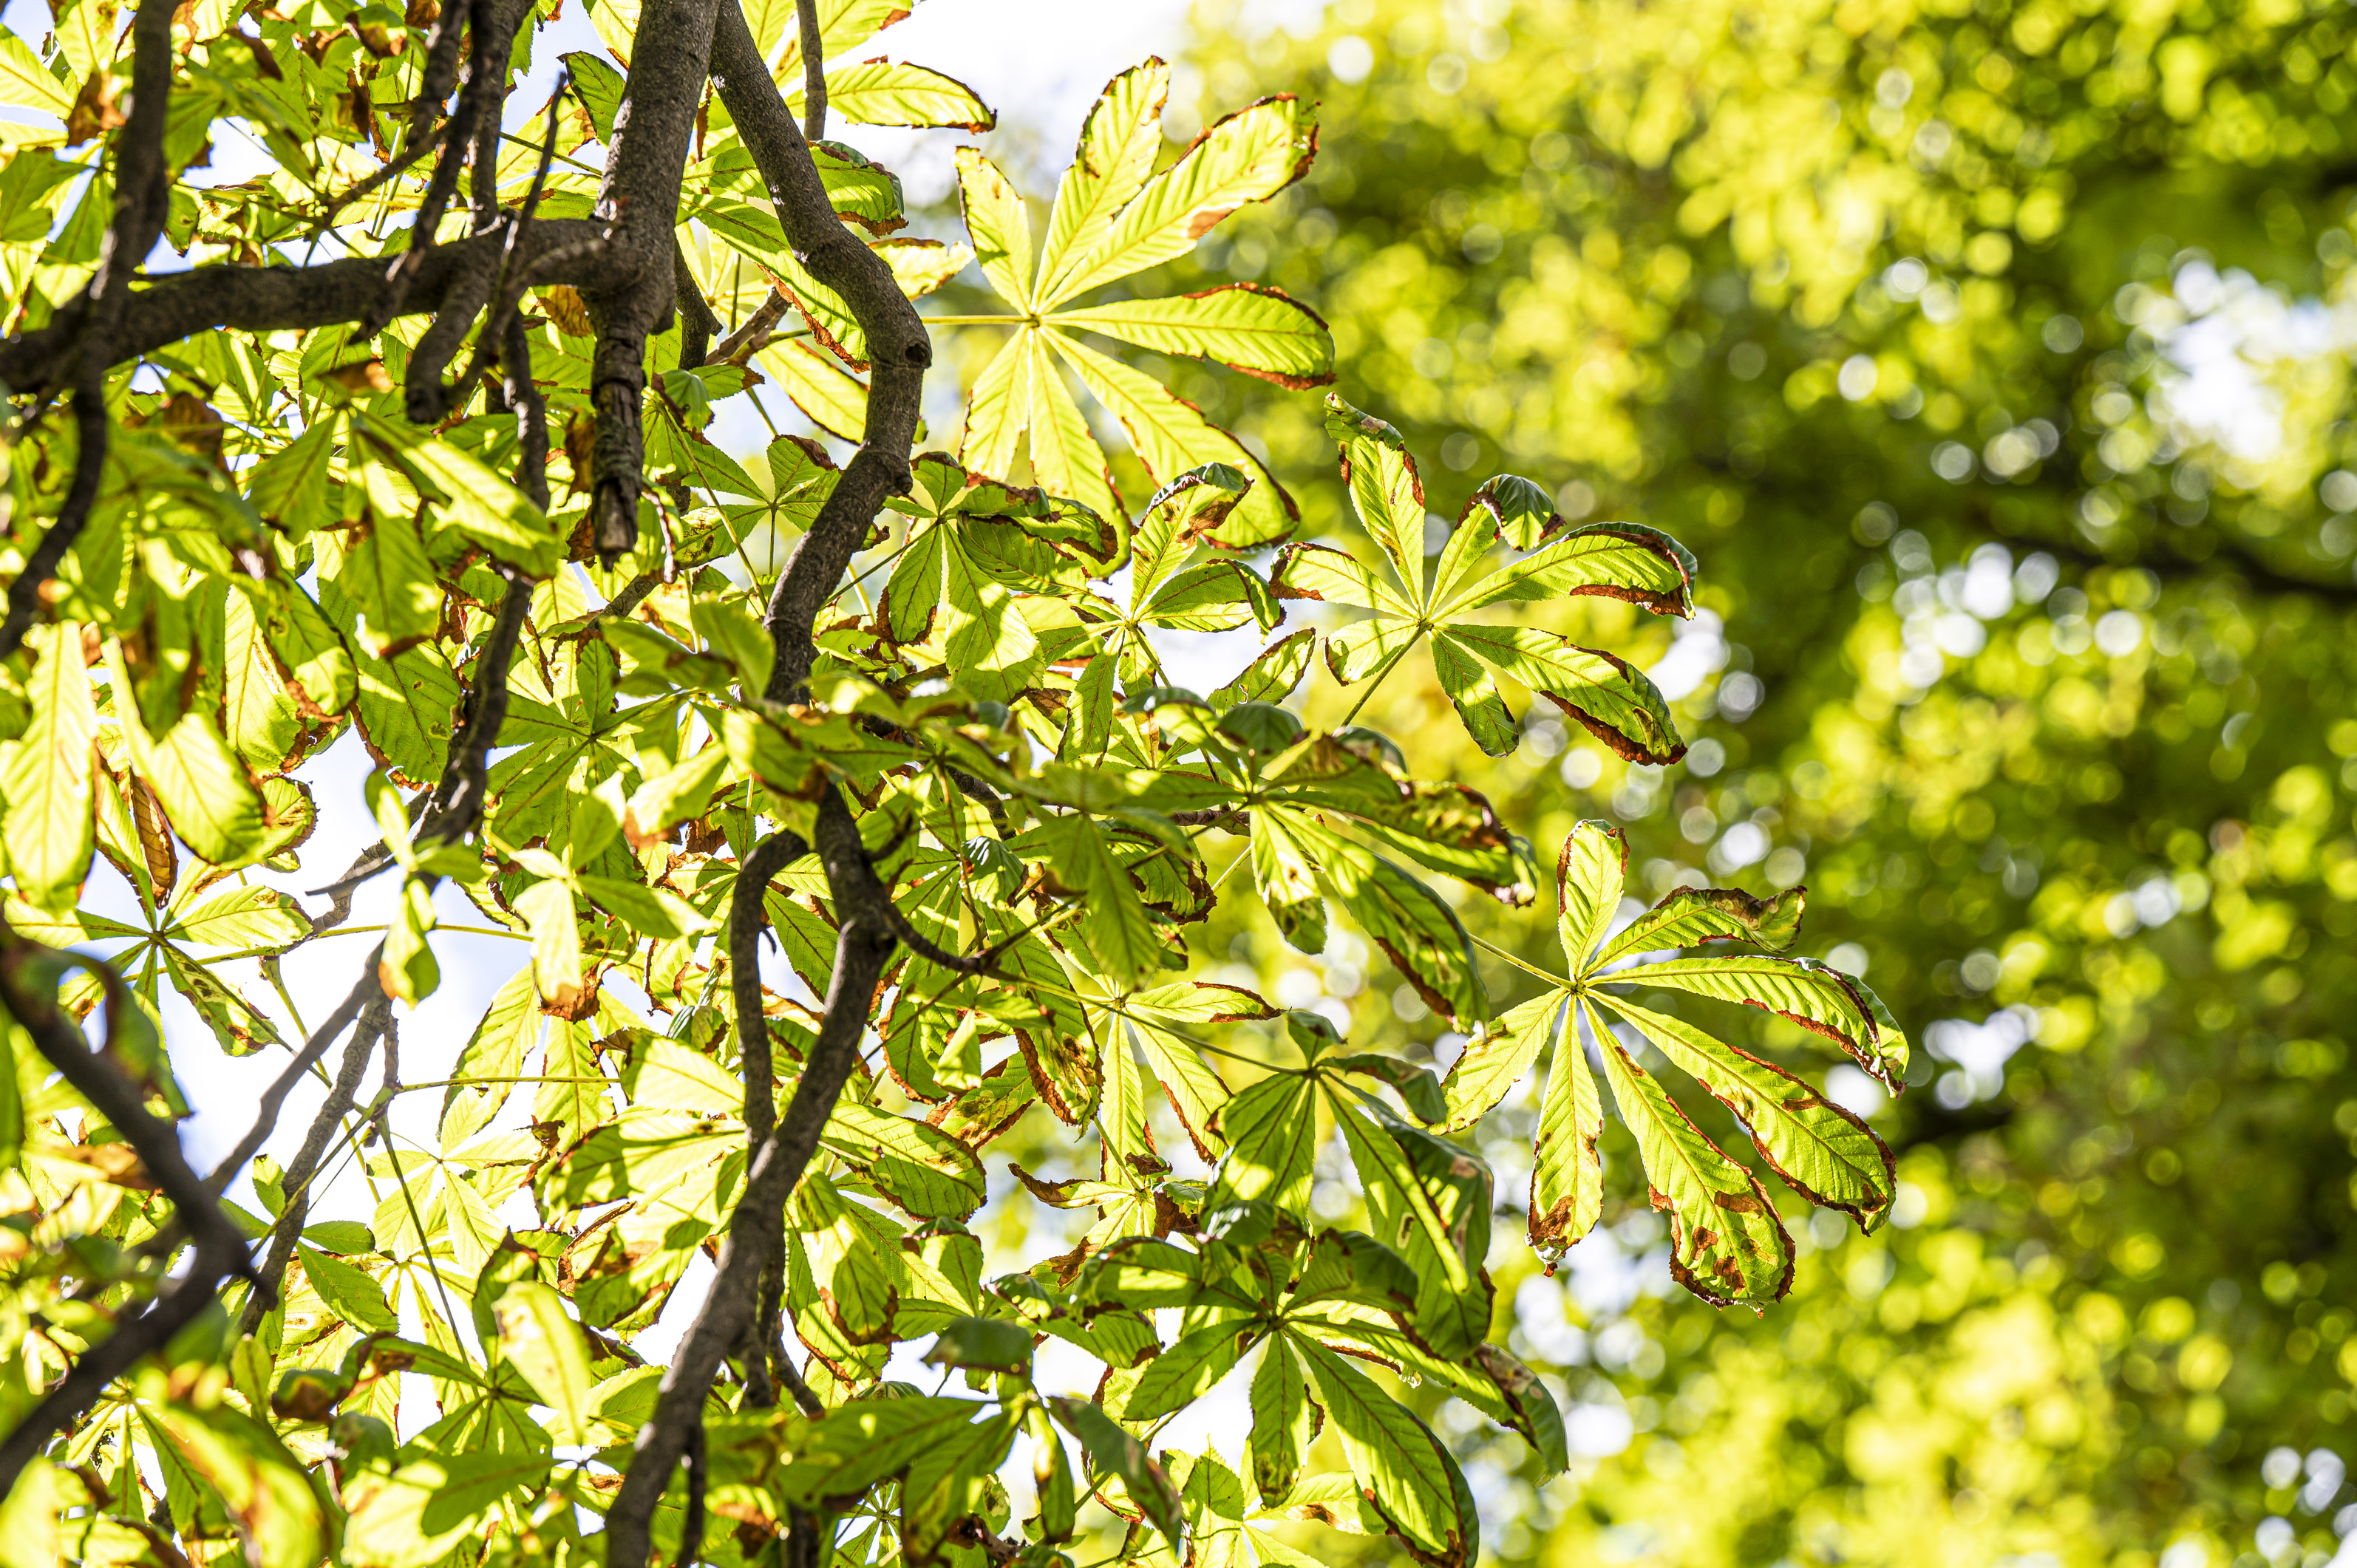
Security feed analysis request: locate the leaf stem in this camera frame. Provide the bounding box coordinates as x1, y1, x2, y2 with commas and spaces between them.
1463, 927, 1570, 988
1337, 639, 1415, 728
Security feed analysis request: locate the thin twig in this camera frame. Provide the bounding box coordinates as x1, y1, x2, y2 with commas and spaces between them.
234, 996, 390, 1335
712, 289, 792, 364
203, 967, 383, 1194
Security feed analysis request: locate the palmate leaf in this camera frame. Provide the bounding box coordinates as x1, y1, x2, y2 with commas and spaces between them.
1271, 396, 1693, 762
948, 66, 1321, 548
1438, 819, 1908, 1296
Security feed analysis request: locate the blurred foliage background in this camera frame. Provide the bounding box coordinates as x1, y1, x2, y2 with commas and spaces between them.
935, 0, 2357, 1564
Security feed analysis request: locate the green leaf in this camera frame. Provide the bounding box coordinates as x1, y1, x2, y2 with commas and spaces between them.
618, 1035, 743, 1115
165, 884, 311, 950
1528, 1003, 1602, 1258
1602, 992, 1895, 1227
328, 507, 441, 658
1211, 628, 1316, 711
1586, 998, 1795, 1307
516, 878, 585, 1015
1322, 395, 1427, 582
1589, 884, 1803, 969
0, 32, 72, 116
955, 146, 1033, 314
922, 1314, 1033, 1373
494, 1281, 594, 1445
1293, 1337, 1478, 1568
812, 56, 993, 130
1469, 1343, 1568, 1473
1045, 813, 1162, 986
1123, 1323, 1254, 1420
1053, 94, 1317, 300
1250, 805, 1327, 955
378, 874, 440, 1006
1329, 1094, 1492, 1360
1028, 1405, 1079, 1541
242, 424, 340, 541
1329, 1053, 1445, 1122
1440, 989, 1563, 1133
1050, 328, 1298, 548
561, 51, 625, 138
1438, 517, 1697, 619
1131, 462, 1254, 600
1286, 813, 1486, 1026
152, 1405, 330, 1568
356, 412, 557, 575
575, 872, 711, 940
114, 701, 268, 868
1554, 820, 1628, 973
1247, 1338, 1318, 1506
1208, 1069, 1318, 1213
1458, 472, 1558, 551
755, 338, 868, 441
440, 967, 540, 1147
343, 1449, 551, 1568
1615, 952, 1905, 1089
0, 623, 95, 911
1048, 1395, 1185, 1553
1428, 631, 1516, 756
1432, 623, 1685, 764
821, 1100, 987, 1219
776, 1396, 993, 1510
1056, 283, 1333, 389
811, 138, 905, 233
296, 1244, 398, 1334
162, 945, 284, 1055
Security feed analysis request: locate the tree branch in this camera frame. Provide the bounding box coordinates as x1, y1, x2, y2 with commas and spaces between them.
0, 0, 175, 662
731, 830, 804, 1153
708, 0, 930, 703
604, 793, 894, 1568
676, 241, 722, 371
582, 0, 724, 563
424, 575, 532, 842
0, 219, 618, 400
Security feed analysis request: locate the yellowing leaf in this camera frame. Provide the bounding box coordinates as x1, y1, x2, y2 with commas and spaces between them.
811, 56, 993, 131
1055, 283, 1333, 389
1054, 95, 1317, 299
955, 146, 1033, 313
1589, 1001, 1794, 1309
1050, 328, 1298, 547
1035, 57, 1171, 309
0, 31, 72, 116
757, 337, 868, 440
0, 624, 95, 911
588, 0, 639, 65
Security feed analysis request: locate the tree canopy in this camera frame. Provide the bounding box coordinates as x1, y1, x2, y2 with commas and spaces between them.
0, 0, 2351, 1566
1149, 0, 2357, 1564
